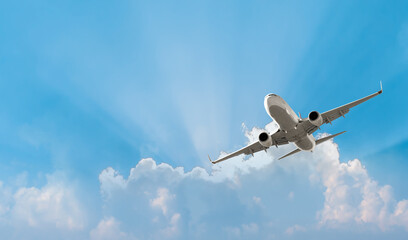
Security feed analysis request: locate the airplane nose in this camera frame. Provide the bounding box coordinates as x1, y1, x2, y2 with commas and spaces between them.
264, 95, 271, 104
264, 93, 281, 110
264, 94, 275, 109
265, 93, 276, 101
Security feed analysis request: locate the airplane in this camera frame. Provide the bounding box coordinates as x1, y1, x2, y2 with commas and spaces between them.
209, 83, 383, 164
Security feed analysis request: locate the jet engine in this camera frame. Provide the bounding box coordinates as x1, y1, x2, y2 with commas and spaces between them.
258, 132, 273, 147
308, 111, 323, 126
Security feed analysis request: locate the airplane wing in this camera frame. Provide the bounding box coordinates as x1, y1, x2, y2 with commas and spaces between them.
209, 130, 289, 164
302, 83, 383, 134
321, 83, 382, 124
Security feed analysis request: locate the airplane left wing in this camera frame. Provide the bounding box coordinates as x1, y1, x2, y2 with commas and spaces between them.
301, 83, 383, 135
321, 83, 382, 124
209, 131, 289, 164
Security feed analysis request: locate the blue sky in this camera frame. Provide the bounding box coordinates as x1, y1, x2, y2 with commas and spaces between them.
1, 0, 408, 239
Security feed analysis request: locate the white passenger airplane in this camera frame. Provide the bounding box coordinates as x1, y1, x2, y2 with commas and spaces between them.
209, 83, 383, 164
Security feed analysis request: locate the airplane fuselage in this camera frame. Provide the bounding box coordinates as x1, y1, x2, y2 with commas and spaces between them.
264, 94, 315, 151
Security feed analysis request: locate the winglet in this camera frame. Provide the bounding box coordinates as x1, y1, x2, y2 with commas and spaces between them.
379, 81, 383, 94
208, 155, 215, 164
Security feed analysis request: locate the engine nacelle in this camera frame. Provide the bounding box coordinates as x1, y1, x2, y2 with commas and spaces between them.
308, 111, 323, 126
258, 132, 273, 148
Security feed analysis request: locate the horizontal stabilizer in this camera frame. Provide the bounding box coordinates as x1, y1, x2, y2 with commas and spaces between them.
315, 131, 346, 145
278, 131, 346, 160
278, 148, 301, 160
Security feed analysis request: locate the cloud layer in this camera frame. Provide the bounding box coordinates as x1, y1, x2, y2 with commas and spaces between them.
1, 123, 408, 239
96, 123, 408, 239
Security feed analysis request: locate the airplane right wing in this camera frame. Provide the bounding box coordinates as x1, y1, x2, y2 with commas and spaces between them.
209, 130, 289, 164
209, 141, 267, 164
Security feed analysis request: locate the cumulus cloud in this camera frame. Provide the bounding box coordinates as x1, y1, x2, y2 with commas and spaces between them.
150, 188, 175, 216
12, 182, 84, 229
96, 123, 408, 239
1, 123, 408, 239
90, 217, 136, 240
317, 157, 408, 231
0, 173, 86, 239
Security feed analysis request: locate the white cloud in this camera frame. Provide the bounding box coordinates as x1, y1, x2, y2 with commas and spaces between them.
99, 167, 127, 199
159, 213, 181, 238
150, 188, 175, 216
97, 124, 408, 239
12, 184, 83, 230
1, 124, 408, 239
317, 156, 408, 231
285, 224, 306, 235
4, 174, 85, 230
0, 173, 86, 239
90, 217, 136, 240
